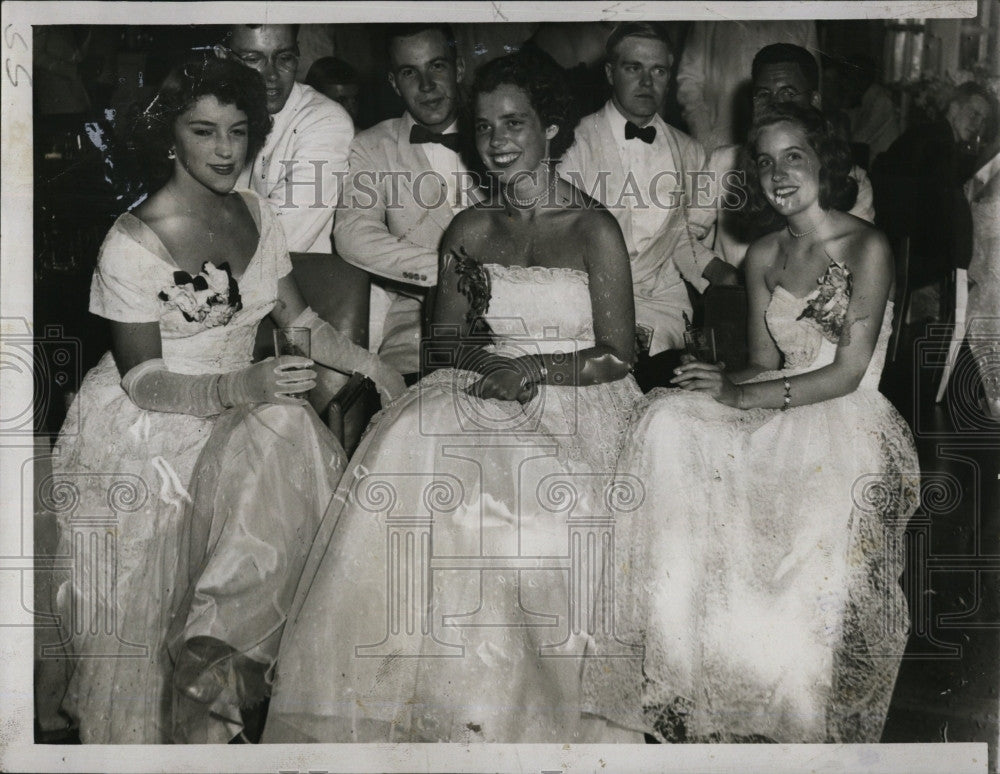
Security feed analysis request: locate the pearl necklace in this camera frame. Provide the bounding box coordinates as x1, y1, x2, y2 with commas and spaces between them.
505, 174, 558, 209
787, 213, 826, 239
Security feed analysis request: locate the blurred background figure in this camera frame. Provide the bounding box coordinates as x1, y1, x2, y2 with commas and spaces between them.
965, 148, 1000, 421
34, 26, 92, 126
522, 22, 616, 118
822, 53, 901, 169
305, 56, 361, 123
873, 80, 997, 320
676, 20, 817, 152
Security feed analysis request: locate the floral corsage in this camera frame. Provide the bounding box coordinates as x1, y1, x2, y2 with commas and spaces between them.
796, 259, 853, 343
158, 261, 243, 326
449, 246, 494, 340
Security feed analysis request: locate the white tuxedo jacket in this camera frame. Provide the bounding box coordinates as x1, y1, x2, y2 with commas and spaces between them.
334, 113, 466, 373
561, 102, 717, 354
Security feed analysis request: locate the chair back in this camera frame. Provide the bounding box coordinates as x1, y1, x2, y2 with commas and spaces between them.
703, 285, 749, 371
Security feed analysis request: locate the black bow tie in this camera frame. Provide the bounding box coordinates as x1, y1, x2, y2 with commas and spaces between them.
625, 121, 656, 144
409, 124, 461, 152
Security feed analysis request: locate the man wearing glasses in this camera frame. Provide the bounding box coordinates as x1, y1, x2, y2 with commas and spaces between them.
227, 24, 353, 254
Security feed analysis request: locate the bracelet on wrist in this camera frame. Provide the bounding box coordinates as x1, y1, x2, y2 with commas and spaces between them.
781, 377, 792, 411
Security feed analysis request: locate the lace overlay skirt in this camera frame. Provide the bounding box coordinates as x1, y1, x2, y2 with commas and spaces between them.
583, 384, 919, 743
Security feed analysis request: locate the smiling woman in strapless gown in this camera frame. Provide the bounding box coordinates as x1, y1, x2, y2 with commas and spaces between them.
586, 103, 920, 744
264, 50, 644, 744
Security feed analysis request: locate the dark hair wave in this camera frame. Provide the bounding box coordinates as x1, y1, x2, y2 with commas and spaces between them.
467, 49, 577, 162
132, 53, 272, 192
740, 102, 858, 232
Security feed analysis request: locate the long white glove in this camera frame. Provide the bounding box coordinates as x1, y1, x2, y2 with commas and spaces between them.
121, 357, 315, 416
291, 306, 406, 404
217, 356, 315, 406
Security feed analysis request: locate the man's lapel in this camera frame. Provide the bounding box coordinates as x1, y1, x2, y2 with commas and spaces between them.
395, 117, 455, 234
593, 106, 633, 243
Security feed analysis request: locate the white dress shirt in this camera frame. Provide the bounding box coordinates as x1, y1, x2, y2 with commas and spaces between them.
561, 101, 717, 354
417, 119, 469, 215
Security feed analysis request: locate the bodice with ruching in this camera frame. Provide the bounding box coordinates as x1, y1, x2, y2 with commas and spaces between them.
764, 260, 893, 390
481, 263, 596, 354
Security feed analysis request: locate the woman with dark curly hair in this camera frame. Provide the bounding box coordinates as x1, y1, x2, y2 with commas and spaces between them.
586, 102, 920, 743
263, 51, 644, 743
50, 53, 403, 744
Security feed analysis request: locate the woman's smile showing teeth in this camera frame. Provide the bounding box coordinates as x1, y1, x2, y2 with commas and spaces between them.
772, 185, 798, 205
491, 152, 520, 167
209, 164, 235, 175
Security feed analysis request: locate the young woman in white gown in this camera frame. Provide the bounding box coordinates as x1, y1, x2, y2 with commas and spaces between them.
585, 103, 920, 743
263, 51, 644, 743
49, 54, 404, 743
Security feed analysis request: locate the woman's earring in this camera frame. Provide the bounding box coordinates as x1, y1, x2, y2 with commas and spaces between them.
168, 148, 176, 160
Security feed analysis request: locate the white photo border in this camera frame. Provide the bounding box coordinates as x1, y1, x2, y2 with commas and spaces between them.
1, 2, 989, 772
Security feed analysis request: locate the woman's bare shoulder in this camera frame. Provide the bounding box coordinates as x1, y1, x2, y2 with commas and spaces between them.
570, 202, 621, 237
829, 211, 892, 273
443, 205, 500, 249
744, 229, 782, 272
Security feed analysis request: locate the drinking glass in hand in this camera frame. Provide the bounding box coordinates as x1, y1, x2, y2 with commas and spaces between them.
683, 326, 717, 364
273, 326, 312, 398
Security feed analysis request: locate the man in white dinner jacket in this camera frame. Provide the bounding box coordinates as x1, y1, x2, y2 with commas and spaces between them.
228, 23, 353, 254
334, 24, 470, 381
560, 21, 734, 387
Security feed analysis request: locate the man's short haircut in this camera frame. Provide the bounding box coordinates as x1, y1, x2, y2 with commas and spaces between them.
305, 57, 360, 91
384, 23, 458, 66
224, 23, 301, 47
950, 79, 994, 110
751, 43, 819, 92
949, 80, 998, 141
604, 22, 673, 64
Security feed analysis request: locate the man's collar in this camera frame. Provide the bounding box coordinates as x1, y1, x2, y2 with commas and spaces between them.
603, 100, 663, 141
270, 81, 303, 120
403, 111, 459, 136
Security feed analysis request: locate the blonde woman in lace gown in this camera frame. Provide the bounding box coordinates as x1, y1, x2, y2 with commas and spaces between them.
264, 52, 643, 743
586, 104, 920, 743
49, 55, 403, 744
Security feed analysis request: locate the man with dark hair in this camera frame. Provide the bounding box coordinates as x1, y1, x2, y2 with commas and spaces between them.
227, 24, 353, 254
702, 42, 875, 269
677, 21, 817, 152
749, 41, 820, 99
334, 24, 469, 379
560, 22, 728, 385
305, 56, 361, 123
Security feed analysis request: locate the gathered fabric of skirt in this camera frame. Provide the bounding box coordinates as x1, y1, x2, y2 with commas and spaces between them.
49, 191, 347, 743
583, 277, 921, 743
264, 264, 644, 743
166, 403, 346, 743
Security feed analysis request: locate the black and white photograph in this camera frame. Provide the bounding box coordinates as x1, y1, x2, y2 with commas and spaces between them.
1, 2, 998, 772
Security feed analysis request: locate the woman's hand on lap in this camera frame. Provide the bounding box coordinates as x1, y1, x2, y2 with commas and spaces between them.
465, 368, 537, 404
671, 360, 741, 407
